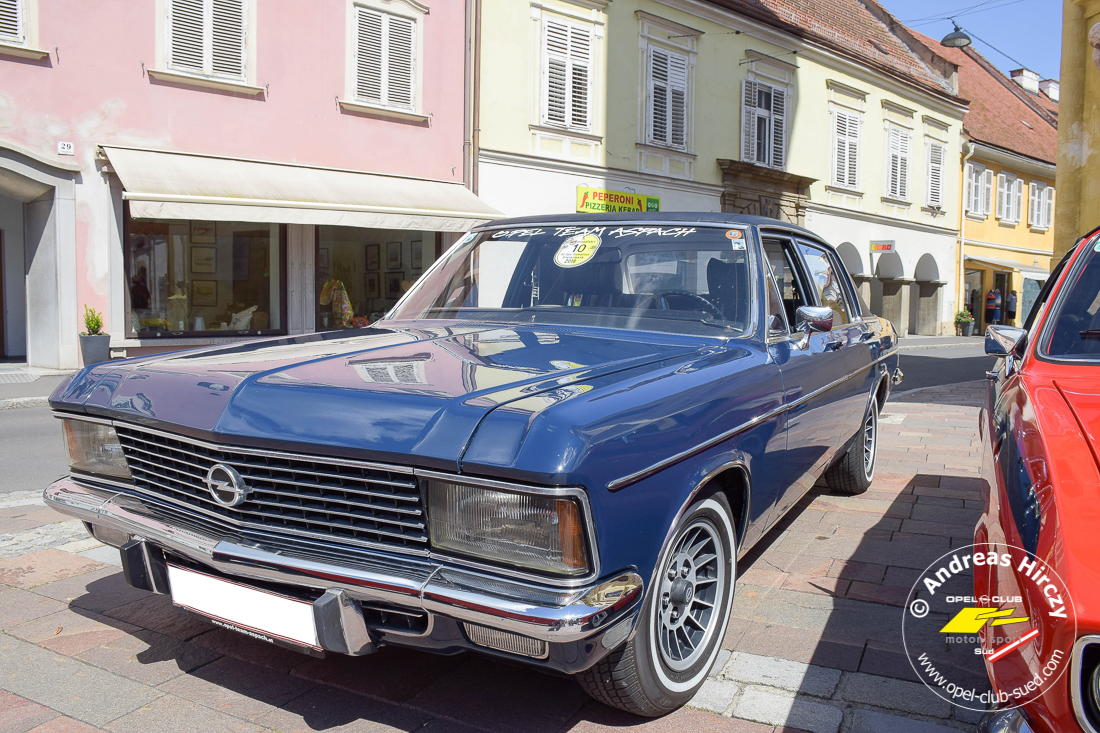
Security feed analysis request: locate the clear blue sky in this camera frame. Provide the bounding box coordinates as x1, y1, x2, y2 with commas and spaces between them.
877, 0, 1063, 81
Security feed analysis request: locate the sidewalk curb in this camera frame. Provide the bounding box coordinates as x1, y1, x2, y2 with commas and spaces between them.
0, 396, 50, 410
890, 379, 987, 400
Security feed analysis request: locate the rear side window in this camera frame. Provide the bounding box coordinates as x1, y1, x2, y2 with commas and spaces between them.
797, 242, 853, 326
1044, 244, 1100, 359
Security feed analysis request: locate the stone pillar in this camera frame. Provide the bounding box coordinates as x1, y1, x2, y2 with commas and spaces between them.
286, 224, 316, 335
916, 282, 944, 335
880, 279, 912, 337
851, 275, 873, 311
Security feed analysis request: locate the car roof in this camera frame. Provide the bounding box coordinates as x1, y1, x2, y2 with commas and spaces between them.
475, 212, 823, 241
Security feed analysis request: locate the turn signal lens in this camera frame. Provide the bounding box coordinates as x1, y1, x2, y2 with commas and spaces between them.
428, 480, 589, 575
61, 420, 131, 479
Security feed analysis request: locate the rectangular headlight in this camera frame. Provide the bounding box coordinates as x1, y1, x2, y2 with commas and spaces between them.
428, 480, 589, 576
61, 419, 131, 479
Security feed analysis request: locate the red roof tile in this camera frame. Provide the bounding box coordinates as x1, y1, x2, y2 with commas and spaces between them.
707, 0, 956, 98
909, 29, 1057, 165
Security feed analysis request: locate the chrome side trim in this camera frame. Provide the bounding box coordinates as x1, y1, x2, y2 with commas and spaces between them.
608, 348, 899, 491
44, 478, 642, 644
54, 413, 114, 426
1070, 634, 1100, 733
416, 469, 601, 587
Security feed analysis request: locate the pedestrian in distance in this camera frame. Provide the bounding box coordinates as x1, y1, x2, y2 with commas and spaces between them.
1007, 289, 1018, 324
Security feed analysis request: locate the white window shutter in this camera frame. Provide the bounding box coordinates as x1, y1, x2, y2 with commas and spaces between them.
543, 20, 569, 126
1012, 178, 1024, 223
0, 0, 24, 43
569, 26, 591, 129
927, 142, 943, 207
887, 126, 908, 199
669, 52, 688, 148
897, 130, 909, 200
981, 169, 994, 216
833, 113, 848, 186
168, 0, 205, 73
996, 174, 1007, 219
648, 48, 669, 145
356, 8, 383, 103
964, 164, 975, 212
1029, 182, 1039, 226
1043, 186, 1055, 228
386, 14, 415, 109
741, 79, 758, 164
770, 86, 786, 170
211, 0, 245, 78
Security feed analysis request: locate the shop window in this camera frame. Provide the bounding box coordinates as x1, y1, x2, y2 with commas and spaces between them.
316, 226, 438, 331
125, 217, 284, 336
167, 0, 247, 80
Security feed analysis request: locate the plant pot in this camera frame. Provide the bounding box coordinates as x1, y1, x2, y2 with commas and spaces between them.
965, 322, 975, 337
955, 323, 964, 336
79, 334, 111, 367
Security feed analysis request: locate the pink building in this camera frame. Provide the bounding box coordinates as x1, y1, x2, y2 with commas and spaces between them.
0, 0, 496, 368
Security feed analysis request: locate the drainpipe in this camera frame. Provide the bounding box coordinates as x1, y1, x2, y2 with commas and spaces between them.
463, 0, 472, 188
471, 0, 482, 195
959, 141, 975, 322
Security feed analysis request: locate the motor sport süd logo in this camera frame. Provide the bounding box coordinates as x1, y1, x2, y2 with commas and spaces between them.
901, 543, 1076, 711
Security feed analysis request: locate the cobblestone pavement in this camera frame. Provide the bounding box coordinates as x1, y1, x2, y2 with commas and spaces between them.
0, 381, 989, 733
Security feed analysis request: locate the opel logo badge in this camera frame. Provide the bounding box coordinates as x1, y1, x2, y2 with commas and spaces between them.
205, 464, 249, 507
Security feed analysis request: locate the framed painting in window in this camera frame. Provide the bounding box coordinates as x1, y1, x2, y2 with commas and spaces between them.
190, 246, 217, 274
387, 242, 402, 270
192, 280, 218, 306
365, 272, 380, 299
411, 241, 423, 270
385, 272, 403, 299
190, 221, 216, 244
366, 243, 380, 271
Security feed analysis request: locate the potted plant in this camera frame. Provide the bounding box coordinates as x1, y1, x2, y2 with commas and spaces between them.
79, 305, 111, 366
954, 309, 975, 337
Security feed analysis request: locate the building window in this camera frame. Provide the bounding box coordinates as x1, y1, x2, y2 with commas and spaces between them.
542, 17, 591, 130
167, 0, 246, 80
885, 124, 910, 201
966, 163, 993, 216
996, 173, 1024, 224
125, 216, 284, 337
354, 5, 416, 111
831, 109, 860, 189
1029, 182, 1055, 230
646, 46, 688, 149
926, 141, 945, 208
0, 0, 24, 45
316, 227, 438, 331
742, 80, 786, 169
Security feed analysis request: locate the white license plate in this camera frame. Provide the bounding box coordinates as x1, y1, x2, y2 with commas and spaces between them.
167, 564, 320, 649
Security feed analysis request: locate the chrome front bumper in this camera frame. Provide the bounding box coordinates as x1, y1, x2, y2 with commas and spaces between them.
45, 478, 643, 651
978, 709, 1035, 733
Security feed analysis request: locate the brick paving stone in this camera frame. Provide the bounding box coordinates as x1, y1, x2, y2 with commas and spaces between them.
565, 701, 773, 732
0, 689, 58, 733
908, 505, 981, 526
102, 595, 214, 642
0, 551, 104, 590
731, 622, 864, 671
841, 673, 952, 718
289, 646, 465, 704
254, 684, 427, 733
850, 709, 961, 733
0, 637, 160, 727
688, 679, 738, 714
405, 656, 590, 733
26, 717, 104, 733
7, 608, 140, 656
0, 523, 94, 561
900, 520, 976, 540
846, 581, 910, 607
738, 568, 787, 588
30, 569, 150, 615
722, 652, 841, 698
0, 587, 66, 630
158, 656, 314, 722
828, 561, 886, 584
188, 628, 312, 674
103, 694, 263, 733
858, 642, 922, 683
733, 688, 842, 733
75, 629, 222, 687
780, 573, 849, 597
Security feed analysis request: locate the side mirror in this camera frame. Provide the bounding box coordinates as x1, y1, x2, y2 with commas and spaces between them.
796, 306, 834, 334
985, 325, 1026, 357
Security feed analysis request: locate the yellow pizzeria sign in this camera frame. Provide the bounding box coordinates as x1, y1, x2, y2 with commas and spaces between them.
576, 186, 660, 213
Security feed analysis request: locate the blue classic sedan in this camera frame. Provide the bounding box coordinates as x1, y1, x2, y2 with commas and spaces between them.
45, 214, 900, 716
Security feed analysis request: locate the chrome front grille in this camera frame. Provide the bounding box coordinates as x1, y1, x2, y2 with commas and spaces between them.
113, 424, 427, 554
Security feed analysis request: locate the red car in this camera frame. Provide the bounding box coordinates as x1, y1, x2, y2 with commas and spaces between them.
976, 230, 1100, 733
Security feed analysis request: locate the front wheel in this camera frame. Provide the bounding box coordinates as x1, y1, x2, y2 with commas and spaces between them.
826, 399, 878, 495
575, 493, 736, 716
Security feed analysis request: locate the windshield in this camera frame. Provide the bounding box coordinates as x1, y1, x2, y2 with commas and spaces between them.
386, 225, 753, 335
1043, 241, 1100, 360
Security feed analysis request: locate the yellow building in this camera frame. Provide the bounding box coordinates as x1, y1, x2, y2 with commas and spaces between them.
913, 33, 1059, 331
474, 0, 971, 335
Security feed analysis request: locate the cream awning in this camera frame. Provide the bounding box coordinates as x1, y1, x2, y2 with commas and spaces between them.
965, 254, 1049, 279
101, 145, 501, 232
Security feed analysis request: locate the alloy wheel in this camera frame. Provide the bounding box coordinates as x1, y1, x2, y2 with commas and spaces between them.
656, 518, 727, 672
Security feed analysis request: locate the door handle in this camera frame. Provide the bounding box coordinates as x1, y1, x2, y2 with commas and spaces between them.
859, 330, 875, 342
824, 339, 843, 351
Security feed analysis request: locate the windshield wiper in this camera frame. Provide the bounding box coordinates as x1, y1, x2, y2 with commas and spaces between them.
1080, 329, 1100, 339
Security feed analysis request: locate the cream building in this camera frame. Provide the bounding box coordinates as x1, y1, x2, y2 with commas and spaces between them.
474, 0, 969, 335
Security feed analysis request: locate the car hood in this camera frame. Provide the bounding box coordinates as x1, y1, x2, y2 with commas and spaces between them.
51, 324, 708, 470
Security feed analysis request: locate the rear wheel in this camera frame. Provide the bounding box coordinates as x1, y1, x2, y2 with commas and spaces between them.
826, 399, 878, 496
576, 493, 736, 716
